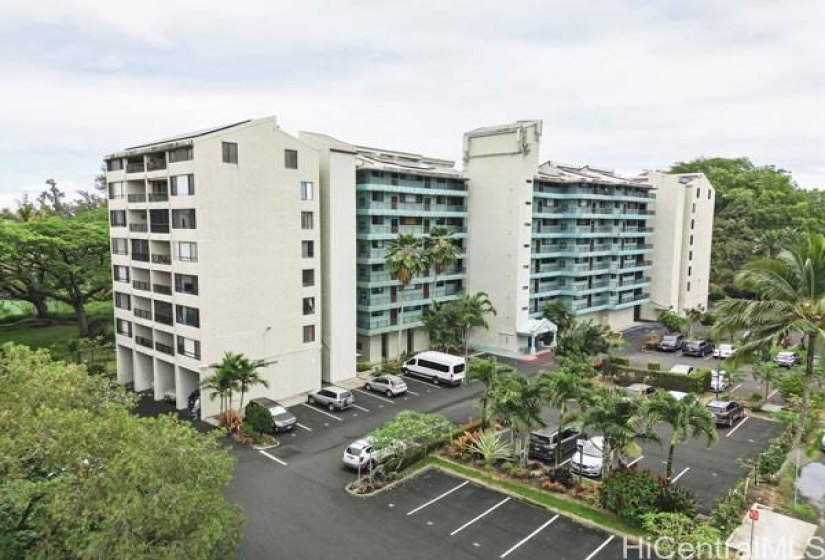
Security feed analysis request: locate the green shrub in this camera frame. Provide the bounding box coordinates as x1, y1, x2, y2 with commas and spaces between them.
778, 374, 804, 402
699, 311, 717, 326
612, 365, 710, 393
792, 503, 817, 521
599, 467, 664, 524
381, 360, 403, 375
610, 356, 630, 367
243, 403, 273, 436
711, 478, 749, 535
640, 513, 722, 560
544, 466, 575, 489
647, 362, 661, 371
655, 484, 698, 517
356, 361, 373, 372
758, 430, 793, 475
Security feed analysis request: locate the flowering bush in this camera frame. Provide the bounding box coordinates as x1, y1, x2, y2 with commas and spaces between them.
599, 467, 697, 524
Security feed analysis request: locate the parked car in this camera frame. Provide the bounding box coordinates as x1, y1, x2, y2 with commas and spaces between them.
626, 383, 656, 399
245, 397, 297, 432
706, 400, 745, 427
713, 344, 736, 359
710, 371, 729, 392
657, 334, 686, 352
528, 426, 585, 462
365, 374, 408, 397
570, 436, 605, 478
669, 364, 695, 375
403, 351, 466, 385
773, 351, 799, 368
682, 339, 714, 357
821, 432, 825, 452
307, 386, 354, 411
341, 437, 403, 470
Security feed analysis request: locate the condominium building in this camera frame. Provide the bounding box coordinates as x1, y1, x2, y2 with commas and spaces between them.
639, 170, 715, 318
463, 120, 656, 353
105, 117, 322, 418
302, 133, 468, 364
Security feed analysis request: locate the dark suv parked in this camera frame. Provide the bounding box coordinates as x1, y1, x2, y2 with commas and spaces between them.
706, 400, 745, 427
657, 334, 686, 352
682, 339, 714, 357
528, 427, 585, 462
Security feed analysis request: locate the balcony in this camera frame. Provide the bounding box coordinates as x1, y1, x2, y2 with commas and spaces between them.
134, 308, 152, 320
357, 317, 393, 330
148, 192, 169, 202
132, 280, 150, 292
155, 342, 174, 355
135, 336, 153, 348
153, 284, 172, 296
150, 224, 170, 234
127, 162, 145, 174
129, 224, 148, 233
128, 194, 147, 203
146, 158, 167, 172
132, 252, 149, 262
152, 254, 172, 265
155, 313, 174, 326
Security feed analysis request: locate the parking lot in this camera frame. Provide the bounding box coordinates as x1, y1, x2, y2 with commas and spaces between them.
371, 469, 625, 560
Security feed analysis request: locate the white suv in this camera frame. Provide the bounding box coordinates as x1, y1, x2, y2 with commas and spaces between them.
307, 386, 354, 411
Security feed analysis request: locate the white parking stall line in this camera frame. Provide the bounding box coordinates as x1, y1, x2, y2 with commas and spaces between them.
407, 481, 470, 516
403, 376, 443, 389
500, 515, 559, 558
584, 535, 616, 560
450, 497, 510, 536
353, 388, 395, 404
767, 389, 779, 399
296, 422, 313, 432
671, 467, 690, 483
406, 389, 420, 396
730, 383, 743, 393
626, 456, 644, 467
559, 458, 572, 466
299, 403, 343, 422
725, 416, 749, 438
259, 450, 288, 466
352, 404, 370, 413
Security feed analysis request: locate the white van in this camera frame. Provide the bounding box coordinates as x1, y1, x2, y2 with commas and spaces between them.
402, 351, 466, 386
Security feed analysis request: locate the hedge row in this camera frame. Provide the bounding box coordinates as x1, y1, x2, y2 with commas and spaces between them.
606, 359, 711, 393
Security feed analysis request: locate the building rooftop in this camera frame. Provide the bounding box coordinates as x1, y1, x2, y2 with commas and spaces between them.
123, 119, 254, 151
536, 161, 652, 187
355, 145, 463, 179
464, 120, 543, 138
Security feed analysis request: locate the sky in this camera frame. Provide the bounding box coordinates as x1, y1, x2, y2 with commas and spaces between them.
1, 0, 823, 209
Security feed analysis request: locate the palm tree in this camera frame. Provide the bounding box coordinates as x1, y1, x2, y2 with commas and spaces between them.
579, 387, 652, 478
465, 357, 506, 431
200, 366, 238, 416
456, 292, 497, 357
683, 306, 705, 339
487, 371, 544, 466
643, 391, 717, 484
713, 233, 825, 450
751, 360, 783, 402
232, 355, 271, 412
424, 225, 460, 303
539, 370, 593, 466
385, 234, 427, 354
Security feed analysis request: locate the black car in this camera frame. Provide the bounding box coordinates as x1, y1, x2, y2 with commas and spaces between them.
528, 427, 585, 462
245, 397, 297, 432
682, 339, 714, 357
657, 334, 686, 352
706, 400, 745, 427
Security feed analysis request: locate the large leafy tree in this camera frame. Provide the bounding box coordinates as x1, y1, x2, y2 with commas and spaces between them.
542, 300, 574, 333
539, 370, 593, 466
421, 301, 461, 352
219, 351, 270, 412
487, 371, 544, 465
384, 233, 427, 352
642, 392, 717, 484
0, 227, 50, 319
0, 344, 243, 559
465, 357, 508, 430
713, 233, 825, 450
554, 319, 610, 358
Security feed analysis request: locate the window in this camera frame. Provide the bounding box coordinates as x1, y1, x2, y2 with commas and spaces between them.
696, 187, 700, 198
688, 266, 692, 276
110, 210, 127, 227
690, 219, 695, 230
689, 235, 694, 245
174, 273, 199, 295
689, 250, 693, 261
303, 324, 315, 343
687, 282, 691, 292
222, 142, 238, 164
176, 241, 198, 262
111, 238, 128, 255
285, 149, 298, 169
302, 269, 315, 287
303, 297, 315, 315
691, 203, 696, 214
170, 174, 195, 196
302, 241, 314, 258
113, 265, 129, 282
130, 239, 149, 261
301, 211, 314, 229
114, 292, 131, 310
108, 182, 125, 199
177, 336, 201, 359
116, 318, 132, 337
172, 209, 196, 229
708, 190, 712, 200
175, 305, 200, 328
300, 181, 314, 200
107, 158, 124, 172
168, 146, 193, 162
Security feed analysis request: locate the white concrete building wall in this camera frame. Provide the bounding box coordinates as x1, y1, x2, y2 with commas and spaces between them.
463, 121, 542, 353
643, 171, 715, 319
299, 132, 358, 383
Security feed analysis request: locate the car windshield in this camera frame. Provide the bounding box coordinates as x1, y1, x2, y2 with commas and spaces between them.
346, 443, 368, 455
581, 441, 603, 458
269, 405, 287, 415
687, 341, 701, 348
707, 405, 726, 414
662, 336, 679, 343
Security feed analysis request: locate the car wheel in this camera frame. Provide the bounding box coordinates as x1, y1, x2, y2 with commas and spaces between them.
386, 390, 393, 398
402, 367, 409, 375
432, 376, 439, 385
308, 396, 315, 405
365, 383, 372, 392
328, 403, 335, 412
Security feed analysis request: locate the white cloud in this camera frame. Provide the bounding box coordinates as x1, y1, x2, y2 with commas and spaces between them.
0, 0, 823, 210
